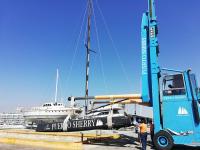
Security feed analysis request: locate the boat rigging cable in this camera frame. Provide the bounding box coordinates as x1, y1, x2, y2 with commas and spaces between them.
91, 0, 109, 93
95, 0, 133, 90
65, 1, 88, 96
66, 0, 133, 112
54, 69, 59, 103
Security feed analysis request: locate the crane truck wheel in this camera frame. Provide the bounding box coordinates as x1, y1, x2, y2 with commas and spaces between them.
153, 130, 174, 150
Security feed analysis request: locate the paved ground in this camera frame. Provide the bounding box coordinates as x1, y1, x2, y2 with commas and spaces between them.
0, 143, 49, 150
83, 130, 200, 150
0, 130, 199, 150
84, 144, 200, 150
1, 143, 199, 150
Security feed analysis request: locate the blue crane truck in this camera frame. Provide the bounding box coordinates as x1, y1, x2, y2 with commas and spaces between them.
141, 0, 200, 149
36, 1, 200, 149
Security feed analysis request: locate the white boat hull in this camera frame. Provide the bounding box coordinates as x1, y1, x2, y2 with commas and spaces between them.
23, 107, 82, 123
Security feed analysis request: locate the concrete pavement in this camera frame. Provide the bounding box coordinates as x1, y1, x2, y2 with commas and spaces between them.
0, 129, 199, 150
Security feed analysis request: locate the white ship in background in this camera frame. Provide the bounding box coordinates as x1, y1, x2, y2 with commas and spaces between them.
23, 102, 82, 124
23, 69, 82, 125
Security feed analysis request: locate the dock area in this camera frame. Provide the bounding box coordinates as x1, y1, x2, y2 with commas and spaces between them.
0, 129, 197, 150
0, 129, 120, 150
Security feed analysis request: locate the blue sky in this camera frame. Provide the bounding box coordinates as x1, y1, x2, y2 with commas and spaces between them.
0, 0, 200, 112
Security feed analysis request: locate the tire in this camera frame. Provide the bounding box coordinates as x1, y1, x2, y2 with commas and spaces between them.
153, 130, 174, 150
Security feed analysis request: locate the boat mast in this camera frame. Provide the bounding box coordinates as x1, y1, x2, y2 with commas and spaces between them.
85, 0, 92, 113
54, 69, 59, 103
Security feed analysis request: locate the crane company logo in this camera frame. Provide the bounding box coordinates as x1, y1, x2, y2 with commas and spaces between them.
96, 119, 103, 126
142, 37, 147, 75
178, 107, 189, 116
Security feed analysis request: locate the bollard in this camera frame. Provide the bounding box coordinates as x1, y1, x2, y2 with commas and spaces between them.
80, 132, 84, 143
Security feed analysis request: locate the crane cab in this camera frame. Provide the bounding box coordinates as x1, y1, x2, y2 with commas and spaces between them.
153, 69, 200, 149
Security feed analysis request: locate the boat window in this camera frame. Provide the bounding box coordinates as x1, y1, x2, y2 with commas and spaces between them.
97, 112, 102, 116
113, 110, 119, 114
163, 74, 186, 96
98, 112, 109, 116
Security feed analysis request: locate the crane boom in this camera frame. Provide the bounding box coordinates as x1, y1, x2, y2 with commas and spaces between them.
141, 0, 159, 104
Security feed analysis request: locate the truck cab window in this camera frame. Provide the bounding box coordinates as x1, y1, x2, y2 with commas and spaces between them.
163, 74, 186, 96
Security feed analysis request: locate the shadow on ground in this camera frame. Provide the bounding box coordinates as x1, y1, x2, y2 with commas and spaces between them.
85, 134, 151, 148
85, 134, 138, 147
172, 145, 200, 150
85, 134, 200, 150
